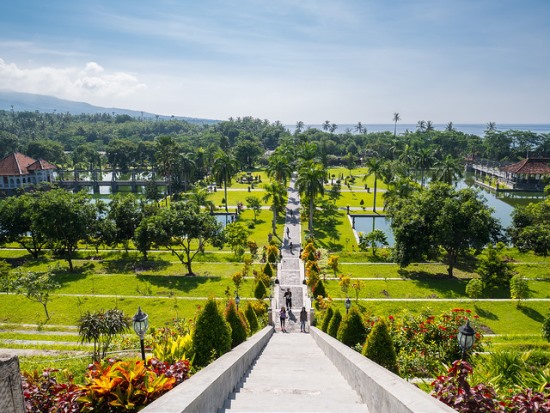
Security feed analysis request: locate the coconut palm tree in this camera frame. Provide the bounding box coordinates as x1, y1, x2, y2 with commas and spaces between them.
296, 162, 326, 236
416, 120, 427, 132
212, 151, 238, 212
266, 154, 292, 185
363, 158, 384, 213
322, 120, 331, 132
355, 122, 365, 134
413, 147, 435, 188
446, 122, 455, 132
392, 113, 401, 137
262, 181, 287, 235
486, 122, 497, 133
426, 120, 434, 132
155, 135, 179, 197
433, 155, 463, 185
295, 121, 304, 134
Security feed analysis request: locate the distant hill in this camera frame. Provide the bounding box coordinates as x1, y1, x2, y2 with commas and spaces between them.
0, 90, 218, 125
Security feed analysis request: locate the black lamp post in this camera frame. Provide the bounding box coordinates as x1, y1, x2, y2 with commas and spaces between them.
133, 307, 149, 361
235, 294, 241, 311
345, 297, 351, 314
458, 319, 476, 360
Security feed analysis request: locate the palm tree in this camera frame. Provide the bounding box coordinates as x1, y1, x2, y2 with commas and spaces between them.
322, 120, 331, 132
355, 122, 365, 134
296, 162, 325, 236
212, 151, 238, 212
262, 181, 287, 235
383, 177, 418, 212
177, 152, 195, 192
425, 120, 434, 132
392, 113, 401, 137
295, 121, 304, 134
433, 155, 463, 185
416, 120, 427, 132
486, 122, 497, 133
363, 158, 384, 213
414, 147, 435, 188
266, 154, 292, 185
445, 122, 455, 132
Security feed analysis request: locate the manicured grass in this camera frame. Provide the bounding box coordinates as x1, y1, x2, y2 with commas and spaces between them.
307, 211, 358, 252
325, 300, 550, 335
207, 188, 267, 208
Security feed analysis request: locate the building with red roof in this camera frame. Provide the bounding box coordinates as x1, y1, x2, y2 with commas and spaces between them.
500, 158, 550, 190
0, 152, 57, 192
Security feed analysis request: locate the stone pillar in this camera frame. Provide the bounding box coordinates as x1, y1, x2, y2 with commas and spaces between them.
0, 354, 25, 413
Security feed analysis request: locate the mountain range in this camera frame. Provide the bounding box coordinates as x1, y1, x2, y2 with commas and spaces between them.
0, 90, 217, 124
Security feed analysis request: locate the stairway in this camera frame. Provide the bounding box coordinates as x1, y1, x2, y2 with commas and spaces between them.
219, 332, 369, 413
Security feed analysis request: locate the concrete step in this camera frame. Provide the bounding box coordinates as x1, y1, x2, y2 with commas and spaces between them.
219, 333, 369, 413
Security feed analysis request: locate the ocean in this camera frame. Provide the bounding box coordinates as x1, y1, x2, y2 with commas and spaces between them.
284, 124, 550, 137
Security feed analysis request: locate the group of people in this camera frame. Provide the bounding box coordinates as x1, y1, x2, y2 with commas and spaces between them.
279, 288, 308, 333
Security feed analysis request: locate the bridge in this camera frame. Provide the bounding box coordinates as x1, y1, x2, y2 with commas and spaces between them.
140, 176, 457, 413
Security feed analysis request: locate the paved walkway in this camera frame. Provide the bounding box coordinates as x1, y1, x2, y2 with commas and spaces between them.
219, 175, 369, 412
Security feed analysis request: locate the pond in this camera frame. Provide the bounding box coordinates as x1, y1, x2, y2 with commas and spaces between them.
213, 213, 238, 228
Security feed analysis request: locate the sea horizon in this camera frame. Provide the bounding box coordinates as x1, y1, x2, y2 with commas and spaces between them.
284, 123, 550, 137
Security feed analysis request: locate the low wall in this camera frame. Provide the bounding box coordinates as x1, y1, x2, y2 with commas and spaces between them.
0, 354, 25, 413
310, 327, 457, 413
141, 326, 273, 413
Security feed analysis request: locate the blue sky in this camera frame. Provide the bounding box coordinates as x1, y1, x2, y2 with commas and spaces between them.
0, 0, 548, 124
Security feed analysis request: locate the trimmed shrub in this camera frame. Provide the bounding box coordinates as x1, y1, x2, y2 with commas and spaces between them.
321, 307, 334, 332
313, 279, 326, 298
245, 302, 259, 333
225, 299, 248, 348
254, 279, 267, 299
362, 319, 398, 374
263, 262, 273, 277
192, 298, 232, 368
337, 307, 367, 347
328, 309, 343, 338
543, 309, 550, 342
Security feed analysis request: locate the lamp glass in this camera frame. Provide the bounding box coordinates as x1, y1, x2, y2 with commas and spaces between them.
133, 307, 149, 337
458, 320, 475, 351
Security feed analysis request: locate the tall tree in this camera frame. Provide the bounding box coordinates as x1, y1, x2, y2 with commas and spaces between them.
108, 193, 142, 252
390, 183, 502, 277
155, 136, 179, 197
392, 113, 401, 137
363, 158, 385, 213
296, 162, 325, 236
414, 147, 435, 188
266, 154, 292, 185
262, 181, 287, 235
433, 155, 463, 185
212, 151, 238, 212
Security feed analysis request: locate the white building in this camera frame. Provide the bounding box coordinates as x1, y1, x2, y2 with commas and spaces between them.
0, 152, 57, 192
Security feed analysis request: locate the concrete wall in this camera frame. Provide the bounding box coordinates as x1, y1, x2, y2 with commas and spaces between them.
0, 354, 25, 413
140, 326, 273, 413
310, 327, 458, 413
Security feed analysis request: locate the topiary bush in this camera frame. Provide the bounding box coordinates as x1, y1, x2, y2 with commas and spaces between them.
192, 298, 232, 368
362, 319, 398, 374
245, 302, 259, 333
224, 299, 248, 348
313, 279, 326, 298
263, 262, 273, 277
543, 309, 550, 342
328, 309, 343, 338
321, 307, 334, 332
254, 279, 267, 300
337, 307, 367, 348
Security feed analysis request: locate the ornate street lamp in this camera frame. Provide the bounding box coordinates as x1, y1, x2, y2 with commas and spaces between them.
345, 297, 351, 314
458, 319, 476, 360
235, 294, 241, 311
133, 307, 149, 361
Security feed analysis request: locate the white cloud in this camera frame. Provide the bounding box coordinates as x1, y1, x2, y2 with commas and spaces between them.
0, 58, 146, 103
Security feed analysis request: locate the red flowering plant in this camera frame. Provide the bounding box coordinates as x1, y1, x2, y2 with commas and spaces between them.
387, 308, 484, 378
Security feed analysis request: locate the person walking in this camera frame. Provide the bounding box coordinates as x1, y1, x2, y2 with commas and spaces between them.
279, 307, 287, 332
286, 227, 290, 238
284, 288, 292, 309
300, 307, 308, 332
289, 242, 293, 254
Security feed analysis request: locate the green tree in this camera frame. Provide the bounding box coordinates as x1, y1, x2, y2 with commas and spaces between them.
192, 298, 232, 368
321, 307, 334, 333
432, 155, 463, 185
106, 138, 137, 171
543, 310, 550, 342
212, 151, 238, 212
223, 222, 249, 258
155, 135, 179, 197
108, 193, 142, 252
146, 202, 223, 275
327, 309, 343, 338
0, 193, 48, 259
296, 162, 325, 236
363, 158, 384, 213
362, 319, 398, 374
245, 196, 262, 222
391, 183, 501, 277
392, 112, 401, 137
225, 299, 249, 348
359, 230, 388, 256
510, 274, 530, 308
509, 197, 550, 257
78, 309, 130, 362
262, 181, 287, 235
266, 154, 293, 185
244, 302, 260, 333
34, 190, 97, 271
465, 278, 484, 300
337, 307, 367, 347
476, 243, 514, 289
12, 271, 60, 320
254, 279, 267, 300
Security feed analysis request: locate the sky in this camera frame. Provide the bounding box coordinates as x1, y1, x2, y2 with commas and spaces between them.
0, 0, 549, 124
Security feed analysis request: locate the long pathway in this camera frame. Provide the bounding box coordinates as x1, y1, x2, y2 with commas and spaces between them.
219, 175, 370, 413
